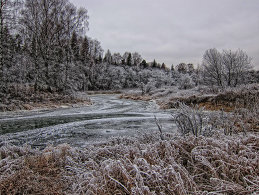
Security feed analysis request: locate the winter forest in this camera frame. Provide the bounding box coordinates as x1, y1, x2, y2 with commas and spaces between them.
0, 0, 259, 194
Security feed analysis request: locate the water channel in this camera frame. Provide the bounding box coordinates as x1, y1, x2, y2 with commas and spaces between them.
0, 95, 177, 148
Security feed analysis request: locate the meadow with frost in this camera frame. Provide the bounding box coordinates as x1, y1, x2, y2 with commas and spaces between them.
1, 0, 259, 194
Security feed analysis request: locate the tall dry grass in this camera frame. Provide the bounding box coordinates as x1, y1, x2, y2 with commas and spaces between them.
0, 133, 258, 194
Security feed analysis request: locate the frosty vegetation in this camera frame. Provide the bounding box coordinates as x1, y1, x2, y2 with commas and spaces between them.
1, 0, 259, 194
0, 134, 258, 194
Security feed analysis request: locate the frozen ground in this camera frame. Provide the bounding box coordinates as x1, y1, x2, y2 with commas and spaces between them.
0, 95, 176, 148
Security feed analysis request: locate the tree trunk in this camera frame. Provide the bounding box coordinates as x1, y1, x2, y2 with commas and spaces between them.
0, 0, 4, 76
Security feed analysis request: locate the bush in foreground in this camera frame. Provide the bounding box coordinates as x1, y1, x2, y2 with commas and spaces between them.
0, 133, 258, 194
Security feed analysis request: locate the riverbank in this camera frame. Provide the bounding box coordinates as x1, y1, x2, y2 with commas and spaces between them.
120, 84, 259, 133
0, 86, 92, 112
120, 84, 259, 111
0, 133, 258, 194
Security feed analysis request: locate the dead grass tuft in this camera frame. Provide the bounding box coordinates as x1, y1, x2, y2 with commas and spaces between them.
119, 94, 152, 101
0, 135, 258, 194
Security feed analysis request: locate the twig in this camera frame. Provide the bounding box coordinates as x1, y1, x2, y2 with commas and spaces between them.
154, 115, 164, 140
108, 175, 130, 194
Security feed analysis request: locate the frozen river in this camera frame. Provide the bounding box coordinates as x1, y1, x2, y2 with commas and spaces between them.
0, 95, 176, 148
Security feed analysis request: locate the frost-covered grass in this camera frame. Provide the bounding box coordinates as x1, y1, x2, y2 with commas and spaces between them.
0, 133, 258, 194
121, 84, 259, 133
120, 86, 203, 102
0, 85, 92, 112
157, 84, 259, 111
120, 84, 259, 109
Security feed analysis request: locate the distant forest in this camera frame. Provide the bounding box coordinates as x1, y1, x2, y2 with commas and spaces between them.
1, 0, 258, 97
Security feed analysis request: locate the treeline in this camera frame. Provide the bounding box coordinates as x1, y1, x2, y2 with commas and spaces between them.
0, 0, 174, 95
0, 0, 258, 99
1, 0, 97, 93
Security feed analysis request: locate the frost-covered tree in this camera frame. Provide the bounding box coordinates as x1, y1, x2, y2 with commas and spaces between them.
161, 63, 166, 70
122, 52, 129, 65
126, 52, 132, 66
21, 0, 89, 92
0, 0, 22, 86
90, 39, 103, 62
132, 52, 142, 66
202, 48, 253, 88
103, 49, 112, 64
80, 36, 89, 63
187, 63, 194, 74
28, 36, 41, 91
202, 48, 224, 87
222, 49, 252, 87
152, 59, 157, 68
70, 31, 80, 61
140, 59, 148, 68
96, 54, 103, 64
112, 52, 122, 65
0, 28, 13, 81
192, 64, 203, 86
176, 63, 188, 74
171, 64, 175, 72
178, 74, 195, 90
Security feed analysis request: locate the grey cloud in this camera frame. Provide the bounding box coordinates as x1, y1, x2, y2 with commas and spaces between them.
71, 0, 259, 69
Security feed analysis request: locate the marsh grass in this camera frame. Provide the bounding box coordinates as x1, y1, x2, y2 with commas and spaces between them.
0, 133, 258, 194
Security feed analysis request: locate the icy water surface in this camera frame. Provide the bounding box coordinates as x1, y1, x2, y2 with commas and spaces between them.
0, 95, 176, 148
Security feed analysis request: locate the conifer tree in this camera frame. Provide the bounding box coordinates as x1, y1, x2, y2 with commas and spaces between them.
71, 31, 80, 61
140, 59, 148, 68
152, 59, 157, 68
80, 36, 89, 63
104, 49, 112, 63
98, 54, 102, 63
127, 53, 132, 66
171, 64, 175, 72
161, 63, 166, 70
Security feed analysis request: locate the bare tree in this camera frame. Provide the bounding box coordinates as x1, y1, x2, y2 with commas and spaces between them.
112, 52, 122, 65
103, 49, 112, 64
176, 63, 188, 74
0, 0, 22, 85
202, 48, 224, 87
132, 52, 142, 66
20, 0, 89, 92
202, 48, 253, 88
222, 49, 252, 87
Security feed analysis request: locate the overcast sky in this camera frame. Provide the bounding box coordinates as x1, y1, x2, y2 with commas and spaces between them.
71, 0, 259, 69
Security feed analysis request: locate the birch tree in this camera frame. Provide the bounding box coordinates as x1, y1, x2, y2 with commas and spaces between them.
20, 0, 88, 92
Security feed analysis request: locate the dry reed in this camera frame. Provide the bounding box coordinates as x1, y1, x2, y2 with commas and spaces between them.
0, 133, 258, 194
